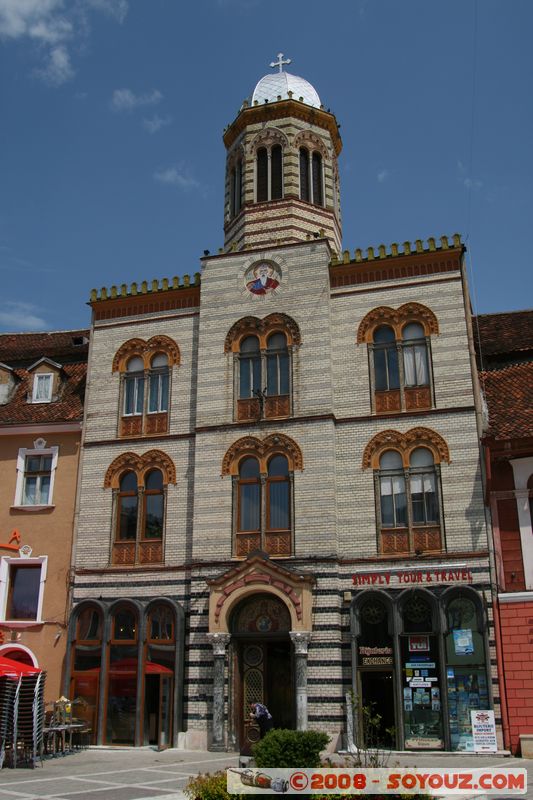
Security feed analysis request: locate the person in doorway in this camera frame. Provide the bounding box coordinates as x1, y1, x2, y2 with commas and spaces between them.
249, 702, 273, 738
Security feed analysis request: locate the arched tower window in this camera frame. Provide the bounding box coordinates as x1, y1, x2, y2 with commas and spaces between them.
230, 157, 243, 218
299, 148, 309, 201
312, 151, 323, 205
299, 147, 324, 206
256, 145, 283, 202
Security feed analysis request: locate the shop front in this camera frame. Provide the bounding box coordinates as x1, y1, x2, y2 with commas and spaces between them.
351, 572, 492, 751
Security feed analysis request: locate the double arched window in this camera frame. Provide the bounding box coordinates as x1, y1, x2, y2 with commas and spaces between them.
299, 147, 323, 206
105, 450, 176, 566
256, 145, 283, 202
358, 304, 438, 414
113, 336, 179, 437
222, 433, 303, 559
226, 314, 300, 422
363, 427, 449, 556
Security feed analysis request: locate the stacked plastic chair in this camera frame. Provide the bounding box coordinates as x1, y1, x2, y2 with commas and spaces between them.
0, 657, 45, 769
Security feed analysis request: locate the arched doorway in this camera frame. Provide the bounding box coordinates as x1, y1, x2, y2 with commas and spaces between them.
230, 593, 294, 753
0, 645, 37, 667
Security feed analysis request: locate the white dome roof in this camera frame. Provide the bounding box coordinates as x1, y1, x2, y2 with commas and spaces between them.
251, 71, 321, 109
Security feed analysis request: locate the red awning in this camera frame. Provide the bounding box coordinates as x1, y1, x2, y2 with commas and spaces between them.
0, 656, 42, 678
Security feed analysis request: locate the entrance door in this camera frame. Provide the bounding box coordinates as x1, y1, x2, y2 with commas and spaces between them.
238, 640, 293, 753
359, 671, 396, 747
144, 674, 173, 747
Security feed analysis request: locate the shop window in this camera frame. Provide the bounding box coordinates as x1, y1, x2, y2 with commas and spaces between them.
228, 315, 299, 422
444, 593, 489, 751
358, 303, 438, 414
0, 557, 47, 623
364, 427, 449, 556
14, 442, 59, 508
70, 603, 103, 744
113, 336, 179, 437
223, 433, 302, 558
107, 605, 138, 745
144, 602, 175, 747
112, 467, 165, 566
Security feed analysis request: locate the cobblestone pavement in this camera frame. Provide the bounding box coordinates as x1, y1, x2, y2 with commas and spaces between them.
0, 749, 531, 800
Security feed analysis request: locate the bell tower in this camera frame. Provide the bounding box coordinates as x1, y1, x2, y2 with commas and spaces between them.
223, 55, 342, 256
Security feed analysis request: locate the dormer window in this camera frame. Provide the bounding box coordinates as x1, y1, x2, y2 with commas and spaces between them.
32, 373, 53, 403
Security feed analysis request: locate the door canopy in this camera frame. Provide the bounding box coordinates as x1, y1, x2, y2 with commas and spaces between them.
207, 554, 314, 633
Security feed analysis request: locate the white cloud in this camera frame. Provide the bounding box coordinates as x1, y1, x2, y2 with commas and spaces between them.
84, 0, 128, 23
457, 160, 483, 191
35, 43, 74, 85
154, 165, 201, 191
377, 169, 389, 183
0, 0, 128, 86
111, 88, 163, 112
143, 114, 171, 134
0, 301, 48, 331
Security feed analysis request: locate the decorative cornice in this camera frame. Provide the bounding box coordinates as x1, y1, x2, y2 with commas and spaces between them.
223, 100, 342, 156
221, 433, 304, 476
362, 426, 451, 469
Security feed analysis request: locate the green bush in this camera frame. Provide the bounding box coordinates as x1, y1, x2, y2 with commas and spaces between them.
252, 728, 330, 768
184, 770, 245, 800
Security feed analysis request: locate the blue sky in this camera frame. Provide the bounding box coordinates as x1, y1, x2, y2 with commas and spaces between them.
1, 0, 532, 332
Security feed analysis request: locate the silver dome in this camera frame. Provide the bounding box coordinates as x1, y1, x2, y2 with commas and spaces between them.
251, 71, 321, 109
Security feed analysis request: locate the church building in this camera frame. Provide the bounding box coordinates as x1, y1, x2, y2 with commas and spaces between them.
67, 58, 498, 753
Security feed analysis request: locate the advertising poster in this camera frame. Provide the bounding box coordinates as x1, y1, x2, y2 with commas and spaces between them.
471, 710, 497, 752
453, 629, 474, 655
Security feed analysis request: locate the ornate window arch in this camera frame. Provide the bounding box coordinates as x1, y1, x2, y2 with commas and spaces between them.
112, 336, 180, 437
222, 434, 303, 558
224, 314, 301, 422
104, 450, 175, 566
357, 303, 439, 414
250, 128, 288, 203
363, 428, 449, 556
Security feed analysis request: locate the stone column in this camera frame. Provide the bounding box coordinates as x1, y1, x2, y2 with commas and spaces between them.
207, 633, 231, 751
290, 631, 312, 731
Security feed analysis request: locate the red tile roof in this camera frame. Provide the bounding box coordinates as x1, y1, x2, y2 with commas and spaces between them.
481, 361, 533, 440
474, 310, 533, 359
0, 330, 88, 426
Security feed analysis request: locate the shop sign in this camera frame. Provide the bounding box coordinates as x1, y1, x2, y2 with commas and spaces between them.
405, 736, 444, 749
361, 656, 393, 666
359, 646, 393, 656
408, 635, 429, 652
352, 567, 473, 587
471, 710, 497, 752
405, 662, 435, 668
0, 530, 22, 553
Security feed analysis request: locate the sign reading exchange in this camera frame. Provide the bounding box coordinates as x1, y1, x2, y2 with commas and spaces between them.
352, 567, 473, 587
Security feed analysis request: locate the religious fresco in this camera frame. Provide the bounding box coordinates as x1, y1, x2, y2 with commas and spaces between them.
244, 262, 281, 297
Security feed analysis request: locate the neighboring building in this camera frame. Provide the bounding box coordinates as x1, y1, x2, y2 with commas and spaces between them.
68, 61, 497, 752
0, 330, 88, 702
477, 310, 533, 754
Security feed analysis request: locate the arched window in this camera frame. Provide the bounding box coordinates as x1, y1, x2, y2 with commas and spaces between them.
299, 147, 323, 206
256, 145, 283, 202
299, 148, 309, 201
226, 315, 300, 422
402, 323, 429, 387
114, 466, 165, 562
107, 605, 138, 745
373, 326, 400, 392
117, 472, 138, 541
266, 332, 289, 398
230, 157, 243, 218
367, 429, 447, 556
379, 450, 407, 529
359, 304, 437, 414
238, 457, 261, 534
124, 357, 144, 416
143, 469, 164, 539
312, 151, 323, 206
148, 353, 169, 414
113, 336, 179, 436
266, 455, 290, 533
409, 448, 439, 525
256, 147, 268, 202
224, 434, 302, 558
70, 603, 103, 744
239, 336, 261, 400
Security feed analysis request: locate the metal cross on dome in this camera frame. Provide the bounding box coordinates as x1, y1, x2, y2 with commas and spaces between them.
269, 53, 291, 73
